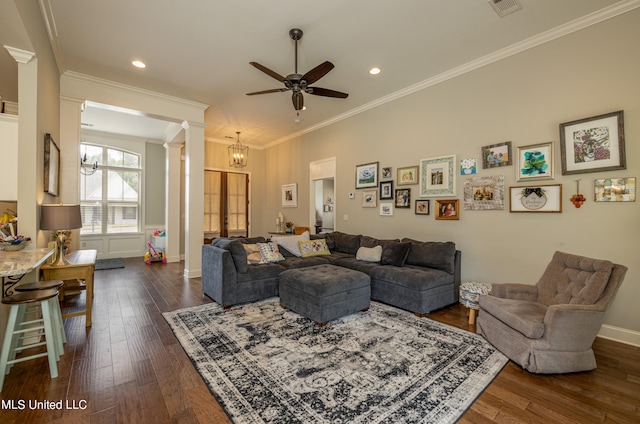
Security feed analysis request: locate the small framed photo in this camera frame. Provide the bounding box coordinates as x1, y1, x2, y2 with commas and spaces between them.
282, 183, 297, 208
516, 142, 554, 182
594, 177, 636, 202
415, 199, 430, 215
362, 190, 378, 207
463, 175, 505, 210
381, 167, 392, 179
397, 166, 418, 185
435, 199, 459, 220
460, 158, 477, 175
419, 155, 456, 197
380, 180, 394, 200
482, 141, 512, 169
560, 110, 626, 175
395, 188, 411, 208
379, 202, 394, 216
356, 162, 379, 189
509, 184, 562, 213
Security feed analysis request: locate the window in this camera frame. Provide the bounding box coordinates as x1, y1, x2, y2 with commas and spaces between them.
80, 143, 142, 234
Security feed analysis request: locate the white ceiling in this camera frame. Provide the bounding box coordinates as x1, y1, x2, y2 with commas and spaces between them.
2, 0, 636, 147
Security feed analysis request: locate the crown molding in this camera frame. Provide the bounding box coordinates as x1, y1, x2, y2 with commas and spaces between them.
267, 0, 640, 148
3, 46, 36, 64
62, 71, 210, 112
38, 0, 66, 74
205, 137, 265, 151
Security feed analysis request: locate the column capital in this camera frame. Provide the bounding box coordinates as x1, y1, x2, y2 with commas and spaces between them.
4, 46, 35, 64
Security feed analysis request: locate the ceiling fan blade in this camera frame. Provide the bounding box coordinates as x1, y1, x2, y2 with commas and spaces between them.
292, 92, 304, 110
301, 61, 334, 85
306, 87, 349, 99
246, 88, 288, 96
249, 62, 286, 82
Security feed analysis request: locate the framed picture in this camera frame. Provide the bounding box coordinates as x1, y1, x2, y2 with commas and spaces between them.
281, 183, 297, 208
362, 190, 378, 207
379, 202, 393, 216
560, 110, 626, 175
419, 155, 456, 197
482, 141, 512, 169
463, 175, 505, 210
509, 184, 562, 213
356, 162, 379, 189
460, 158, 477, 175
380, 180, 394, 199
395, 188, 411, 208
415, 199, 430, 215
44, 133, 60, 196
381, 167, 392, 179
397, 166, 418, 185
594, 177, 636, 202
435, 199, 459, 220
516, 142, 554, 182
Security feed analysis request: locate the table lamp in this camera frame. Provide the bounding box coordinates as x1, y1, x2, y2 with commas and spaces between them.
40, 203, 83, 266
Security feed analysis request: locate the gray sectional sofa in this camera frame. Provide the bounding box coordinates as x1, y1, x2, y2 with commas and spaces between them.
201, 231, 461, 316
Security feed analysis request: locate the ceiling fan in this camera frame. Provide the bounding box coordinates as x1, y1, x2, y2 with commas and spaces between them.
246, 28, 349, 111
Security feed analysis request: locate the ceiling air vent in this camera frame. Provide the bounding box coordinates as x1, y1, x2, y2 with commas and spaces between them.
488, 0, 523, 17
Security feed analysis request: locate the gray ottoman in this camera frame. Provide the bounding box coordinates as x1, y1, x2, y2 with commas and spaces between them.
279, 264, 371, 326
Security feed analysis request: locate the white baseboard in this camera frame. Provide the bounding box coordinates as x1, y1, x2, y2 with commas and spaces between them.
597, 324, 640, 347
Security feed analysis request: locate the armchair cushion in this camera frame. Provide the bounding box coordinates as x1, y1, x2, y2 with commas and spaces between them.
536, 251, 613, 306
479, 296, 547, 339
212, 238, 248, 273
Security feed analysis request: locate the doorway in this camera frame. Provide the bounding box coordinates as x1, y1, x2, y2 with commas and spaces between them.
204, 170, 249, 239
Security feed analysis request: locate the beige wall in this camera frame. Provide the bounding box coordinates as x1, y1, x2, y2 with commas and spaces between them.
256, 9, 640, 335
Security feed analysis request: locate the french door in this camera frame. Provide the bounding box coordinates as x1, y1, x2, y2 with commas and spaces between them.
204, 170, 248, 238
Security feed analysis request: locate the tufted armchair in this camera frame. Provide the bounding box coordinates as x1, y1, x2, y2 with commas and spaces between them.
476, 251, 627, 374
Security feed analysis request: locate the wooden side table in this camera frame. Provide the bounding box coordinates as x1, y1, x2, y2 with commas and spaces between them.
41, 249, 97, 327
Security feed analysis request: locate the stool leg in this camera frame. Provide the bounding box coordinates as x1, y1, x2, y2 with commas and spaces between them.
48, 297, 65, 359
469, 309, 477, 325
6, 304, 28, 371
0, 304, 20, 391
40, 300, 59, 379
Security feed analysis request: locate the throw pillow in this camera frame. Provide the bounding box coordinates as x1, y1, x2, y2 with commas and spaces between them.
256, 242, 285, 263
380, 241, 411, 267
298, 239, 331, 257
333, 232, 362, 254
270, 231, 310, 257
247, 251, 265, 264
356, 245, 382, 262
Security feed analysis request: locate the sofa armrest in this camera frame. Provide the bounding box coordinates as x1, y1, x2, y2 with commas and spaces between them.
491, 283, 538, 301
202, 244, 238, 305
542, 303, 606, 350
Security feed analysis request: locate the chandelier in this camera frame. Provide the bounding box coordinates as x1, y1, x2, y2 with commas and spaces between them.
228, 131, 248, 168
80, 153, 98, 175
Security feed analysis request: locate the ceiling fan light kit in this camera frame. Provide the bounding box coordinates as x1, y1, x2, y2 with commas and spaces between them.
247, 28, 349, 112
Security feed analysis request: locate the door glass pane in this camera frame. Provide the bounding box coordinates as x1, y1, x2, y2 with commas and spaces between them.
204, 171, 221, 236
227, 173, 247, 237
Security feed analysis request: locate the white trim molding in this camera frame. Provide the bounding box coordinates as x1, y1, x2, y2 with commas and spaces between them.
598, 324, 640, 348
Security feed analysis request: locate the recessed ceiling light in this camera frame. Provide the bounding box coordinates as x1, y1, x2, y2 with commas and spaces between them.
132, 60, 146, 69
369, 67, 381, 75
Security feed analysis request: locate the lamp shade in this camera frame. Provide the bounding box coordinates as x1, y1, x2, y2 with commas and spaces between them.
41, 204, 83, 230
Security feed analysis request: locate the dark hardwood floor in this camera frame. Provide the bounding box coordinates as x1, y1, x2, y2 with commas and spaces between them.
1, 258, 639, 423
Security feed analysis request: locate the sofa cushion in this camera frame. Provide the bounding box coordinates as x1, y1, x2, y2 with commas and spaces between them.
356, 245, 382, 262
256, 242, 285, 263
238, 236, 267, 244
212, 238, 248, 273
380, 241, 411, 267
271, 231, 310, 257
401, 239, 456, 274
332, 232, 362, 254
479, 295, 547, 339
278, 256, 331, 269
298, 239, 331, 257
236, 262, 286, 283
370, 265, 453, 290
360, 235, 400, 249
332, 257, 383, 274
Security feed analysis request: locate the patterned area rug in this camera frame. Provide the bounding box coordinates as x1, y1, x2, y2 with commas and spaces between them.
163, 298, 507, 424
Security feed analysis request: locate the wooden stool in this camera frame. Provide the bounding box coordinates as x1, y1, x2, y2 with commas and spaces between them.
15, 280, 67, 346
0, 289, 62, 392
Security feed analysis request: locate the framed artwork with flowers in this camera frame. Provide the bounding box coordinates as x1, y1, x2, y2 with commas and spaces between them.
516, 142, 553, 182
559, 110, 626, 175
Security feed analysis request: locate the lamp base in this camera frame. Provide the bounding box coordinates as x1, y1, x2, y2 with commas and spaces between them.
51, 232, 72, 267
